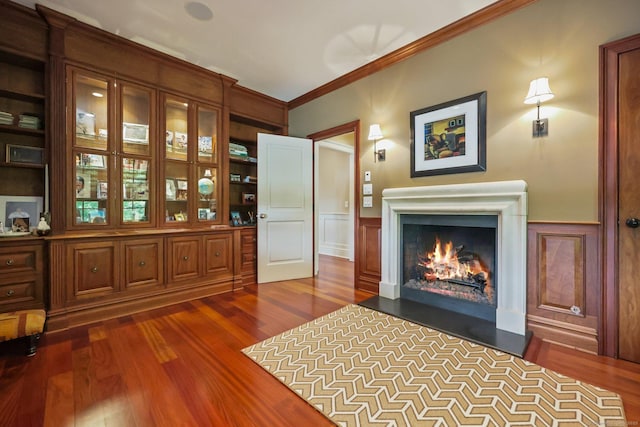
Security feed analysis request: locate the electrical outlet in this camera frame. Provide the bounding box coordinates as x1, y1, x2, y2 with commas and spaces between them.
363, 183, 373, 195
363, 196, 373, 208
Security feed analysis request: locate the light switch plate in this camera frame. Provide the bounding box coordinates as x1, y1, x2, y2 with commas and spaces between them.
364, 171, 371, 182
362, 183, 373, 195
363, 196, 373, 208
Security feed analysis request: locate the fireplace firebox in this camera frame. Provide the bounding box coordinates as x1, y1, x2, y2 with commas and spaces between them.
401, 214, 498, 322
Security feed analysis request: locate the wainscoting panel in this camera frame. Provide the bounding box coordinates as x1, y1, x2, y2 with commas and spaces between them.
527, 223, 600, 354
318, 213, 351, 258
356, 217, 381, 293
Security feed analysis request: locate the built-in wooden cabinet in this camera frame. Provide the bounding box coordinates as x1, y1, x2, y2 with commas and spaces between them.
122, 238, 164, 290
239, 227, 257, 285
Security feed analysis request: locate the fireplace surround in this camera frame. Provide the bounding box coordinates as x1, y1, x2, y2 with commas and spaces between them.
380, 180, 527, 336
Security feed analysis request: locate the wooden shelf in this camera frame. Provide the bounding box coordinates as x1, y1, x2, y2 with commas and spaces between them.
0, 124, 44, 136
0, 88, 45, 103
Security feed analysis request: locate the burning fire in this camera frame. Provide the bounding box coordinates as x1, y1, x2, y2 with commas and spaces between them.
417, 237, 491, 293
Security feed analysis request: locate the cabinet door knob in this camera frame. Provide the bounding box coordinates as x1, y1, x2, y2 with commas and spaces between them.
252, 238, 257, 242
215, 251, 220, 257
6, 259, 14, 266
183, 256, 189, 261
91, 266, 98, 273
139, 260, 146, 267
6, 289, 15, 296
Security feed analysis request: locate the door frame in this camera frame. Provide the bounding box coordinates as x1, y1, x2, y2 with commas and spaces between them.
307, 120, 360, 277
600, 33, 640, 358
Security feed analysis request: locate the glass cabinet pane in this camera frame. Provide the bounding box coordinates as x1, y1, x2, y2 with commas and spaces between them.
165, 98, 188, 161
122, 85, 151, 156
197, 107, 217, 163
74, 75, 108, 151
122, 157, 150, 223
197, 166, 217, 221
75, 152, 108, 225
165, 161, 188, 223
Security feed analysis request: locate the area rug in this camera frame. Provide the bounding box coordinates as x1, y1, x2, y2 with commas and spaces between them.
242, 304, 626, 426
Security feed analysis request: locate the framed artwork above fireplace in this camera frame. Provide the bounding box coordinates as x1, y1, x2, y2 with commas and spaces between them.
410, 91, 487, 177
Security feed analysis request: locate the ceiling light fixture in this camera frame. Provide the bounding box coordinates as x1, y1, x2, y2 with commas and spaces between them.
185, 2, 213, 21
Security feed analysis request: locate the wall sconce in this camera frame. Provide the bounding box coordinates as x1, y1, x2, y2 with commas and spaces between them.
368, 124, 385, 162
524, 77, 554, 138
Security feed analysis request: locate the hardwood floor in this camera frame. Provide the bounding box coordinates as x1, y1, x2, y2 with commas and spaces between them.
1, 255, 639, 426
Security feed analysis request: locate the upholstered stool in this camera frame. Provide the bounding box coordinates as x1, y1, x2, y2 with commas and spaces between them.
0, 309, 46, 356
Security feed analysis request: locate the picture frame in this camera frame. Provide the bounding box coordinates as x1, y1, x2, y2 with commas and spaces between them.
82, 153, 105, 169
198, 136, 213, 156
230, 211, 242, 226
122, 122, 149, 144
97, 181, 108, 199
76, 173, 92, 199
0, 195, 43, 232
174, 212, 186, 222
410, 91, 486, 177
6, 144, 44, 166
230, 173, 241, 183
165, 178, 176, 201
76, 111, 96, 137
242, 192, 256, 205
198, 208, 209, 220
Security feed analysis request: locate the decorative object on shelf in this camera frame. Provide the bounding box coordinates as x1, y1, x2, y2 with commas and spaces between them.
174, 131, 188, 150
242, 192, 256, 205
524, 77, 554, 138
174, 212, 186, 221
76, 173, 91, 198
122, 122, 149, 144
198, 169, 215, 199
368, 124, 385, 162
18, 114, 42, 130
230, 211, 242, 226
243, 175, 257, 183
36, 216, 51, 236
410, 91, 487, 177
81, 153, 105, 168
230, 173, 241, 182
5, 144, 44, 166
0, 111, 14, 125
0, 196, 43, 232
165, 130, 174, 147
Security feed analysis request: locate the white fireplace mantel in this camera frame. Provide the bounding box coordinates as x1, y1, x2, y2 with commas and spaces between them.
379, 180, 528, 336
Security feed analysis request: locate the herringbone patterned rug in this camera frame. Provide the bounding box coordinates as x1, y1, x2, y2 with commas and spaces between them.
242, 304, 626, 426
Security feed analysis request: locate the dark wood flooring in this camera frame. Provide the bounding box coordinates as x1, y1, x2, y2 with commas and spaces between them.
1, 255, 639, 425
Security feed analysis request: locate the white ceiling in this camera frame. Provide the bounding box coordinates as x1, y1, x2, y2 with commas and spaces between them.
13, 0, 498, 102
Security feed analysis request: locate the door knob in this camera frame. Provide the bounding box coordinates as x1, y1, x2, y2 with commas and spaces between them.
259, 213, 267, 219
626, 218, 640, 228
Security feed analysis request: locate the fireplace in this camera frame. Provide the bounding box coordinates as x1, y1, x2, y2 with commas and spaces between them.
380, 180, 527, 336
401, 214, 497, 323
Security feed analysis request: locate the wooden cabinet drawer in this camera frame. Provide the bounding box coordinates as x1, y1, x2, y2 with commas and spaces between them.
0, 281, 36, 306
68, 242, 117, 298
0, 248, 38, 274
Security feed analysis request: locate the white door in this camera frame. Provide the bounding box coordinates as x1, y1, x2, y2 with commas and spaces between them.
257, 133, 313, 283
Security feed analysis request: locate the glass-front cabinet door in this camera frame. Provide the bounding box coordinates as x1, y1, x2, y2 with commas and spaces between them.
70, 66, 155, 228
72, 71, 111, 226
162, 94, 220, 226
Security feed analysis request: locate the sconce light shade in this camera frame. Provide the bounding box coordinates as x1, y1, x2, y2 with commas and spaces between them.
368, 124, 386, 162
524, 77, 554, 105
368, 124, 383, 140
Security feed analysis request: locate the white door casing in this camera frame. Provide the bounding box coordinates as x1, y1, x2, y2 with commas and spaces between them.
257, 133, 313, 283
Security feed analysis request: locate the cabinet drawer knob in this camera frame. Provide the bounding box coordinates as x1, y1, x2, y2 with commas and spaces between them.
252, 238, 256, 242
139, 260, 146, 267
6, 259, 14, 266
183, 256, 189, 261
91, 266, 98, 273
6, 289, 15, 296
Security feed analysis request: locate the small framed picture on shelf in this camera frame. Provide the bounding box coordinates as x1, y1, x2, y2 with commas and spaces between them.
174, 212, 186, 222
242, 192, 256, 205
198, 208, 208, 220
198, 136, 213, 156
122, 122, 149, 144
165, 130, 174, 147
5, 144, 44, 166
82, 154, 105, 168
230, 173, 241, 182
174, 132, 188, 150
97, 181, 108, 199
230, 211, 242, 226
76, 111, 96, 137
176, 179, 188, 190
76, 173, 91, 199
165, 178, 176, 201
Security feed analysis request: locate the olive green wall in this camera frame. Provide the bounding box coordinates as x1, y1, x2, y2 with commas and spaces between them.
289, 0, 640, 221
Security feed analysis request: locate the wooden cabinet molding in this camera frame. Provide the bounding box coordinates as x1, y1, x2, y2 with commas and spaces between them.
356, 217, 381, 294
